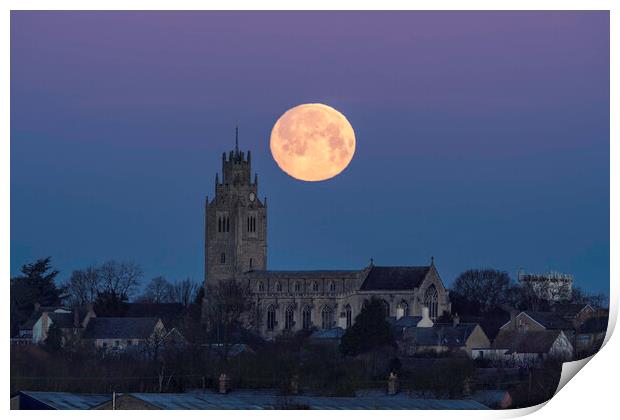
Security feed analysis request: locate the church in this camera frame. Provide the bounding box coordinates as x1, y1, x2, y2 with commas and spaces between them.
204, 138, 451, 338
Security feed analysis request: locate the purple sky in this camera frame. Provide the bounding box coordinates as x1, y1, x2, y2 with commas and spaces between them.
11, 11, 609, 296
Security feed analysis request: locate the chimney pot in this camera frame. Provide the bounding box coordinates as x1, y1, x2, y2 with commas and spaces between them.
219, 373, 230, 394
387, 372, 399, 395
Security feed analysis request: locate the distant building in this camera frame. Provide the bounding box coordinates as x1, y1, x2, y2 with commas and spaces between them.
518, 270, 573, 302
30, 304, 96, 345
203, 139, 451, 338
400, 321, 491, 357
575, 316, 608, 357
81, 317, 165, 351
486, 329, 574, 367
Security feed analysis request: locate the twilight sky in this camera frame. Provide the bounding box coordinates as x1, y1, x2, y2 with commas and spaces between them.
10, 11, 609, 296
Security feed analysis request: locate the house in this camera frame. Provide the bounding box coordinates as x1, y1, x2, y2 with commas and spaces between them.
488, 329, 574, 367
30, 304, 96, 344
459, 311, 511, 342
551, 303, 595, 328
500, 311, 573, 333
81, 317, 165, 351
575, 316, 608, 357
17, 304, 70, 342
400, 321, 491, 357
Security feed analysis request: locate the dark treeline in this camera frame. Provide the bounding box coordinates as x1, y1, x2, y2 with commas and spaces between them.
449, 269, 607, 316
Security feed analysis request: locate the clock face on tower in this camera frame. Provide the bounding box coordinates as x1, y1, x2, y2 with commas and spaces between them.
249, 192, 256, 202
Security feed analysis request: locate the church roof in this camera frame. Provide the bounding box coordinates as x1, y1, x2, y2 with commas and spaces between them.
245, 270, 361, 279
360, 265, 430, 291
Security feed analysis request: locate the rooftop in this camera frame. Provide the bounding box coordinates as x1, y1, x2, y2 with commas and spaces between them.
404, 324, 480, 347
493, 330, 563, 354
17, 390, 489, 410
81, 317, 161, 340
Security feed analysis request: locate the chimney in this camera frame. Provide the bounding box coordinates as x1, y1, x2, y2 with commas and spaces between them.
509, 309, 518, 331
453, 313, 460, 327
290, 375, 299, 395
417, 306, 434, 328
219, 373, 230, 394
387, 372, 399, 395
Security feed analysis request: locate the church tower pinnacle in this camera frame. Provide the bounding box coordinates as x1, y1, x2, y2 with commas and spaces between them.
204, 127, 267, 289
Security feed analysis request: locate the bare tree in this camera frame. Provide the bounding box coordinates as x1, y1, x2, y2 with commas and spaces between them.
62, 266, 101, 306
203, 280, 251, 364
98, 260, 142, 300
170, 277, 200, 308
140, 276, 174, 304
453, 269, 512, 314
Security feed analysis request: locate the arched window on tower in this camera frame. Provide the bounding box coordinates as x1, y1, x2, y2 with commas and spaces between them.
218, 218, 222, 232
396, 301, 409, 319
425, 285, 439, 320
220, 252, 226, 264
330, 282, 336, 292
258, 281, 264, 292
345, 304, 352, 328
312, 282, 319, 292
285, 305, 295, 330
249, 258, 253, 269
266, 305, 276, 331
302, 306, 312, 330
276, 281, 282, 292
321, 306, 334, 329
226, 217, 230, 232
294, 282, 301, 292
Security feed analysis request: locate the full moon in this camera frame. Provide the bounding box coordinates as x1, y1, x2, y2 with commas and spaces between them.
270, 103, 356, 182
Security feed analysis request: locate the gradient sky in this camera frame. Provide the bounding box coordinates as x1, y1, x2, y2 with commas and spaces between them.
10, 11, 610, 296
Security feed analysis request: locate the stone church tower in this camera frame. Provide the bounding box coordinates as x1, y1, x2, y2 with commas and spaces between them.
204, 128, 267, 289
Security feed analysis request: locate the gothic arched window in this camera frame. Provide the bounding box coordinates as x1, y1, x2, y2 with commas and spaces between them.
396, 301, 409, 319
220, 253, 226, 264
382, 300, 390, 318
330, 282, 336, 292
294, 282, 301, 292
258, 281, 264, 292
285, 305, 295, 330
266, 305, 276, 331
249, 258, 253, 269
345, 304, 352, 328
302, 306, 312, 330
312, 282, 319, 292
226, 217, 230, 232
425, 285, 439, 320
321, 306, 334, 329
218, 218, 222, 232
276, 281, 282, 292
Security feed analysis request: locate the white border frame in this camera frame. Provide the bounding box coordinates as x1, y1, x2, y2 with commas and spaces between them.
3, 2, 616, 419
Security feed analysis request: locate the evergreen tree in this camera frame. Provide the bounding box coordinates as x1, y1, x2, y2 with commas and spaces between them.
10, 257, 63, 335
340, 297, 395, 356
45, 322, 63, 352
